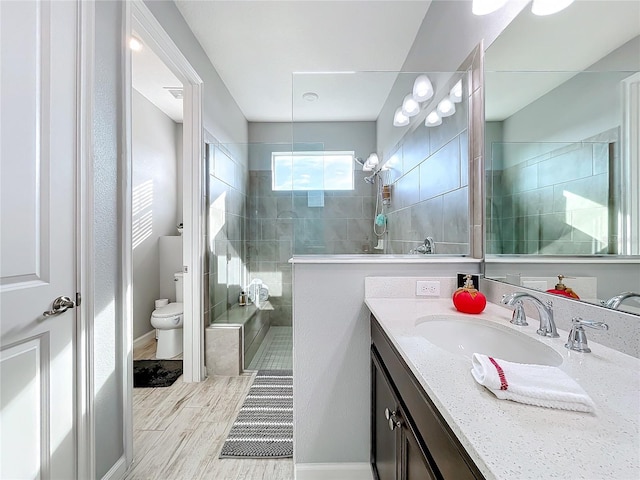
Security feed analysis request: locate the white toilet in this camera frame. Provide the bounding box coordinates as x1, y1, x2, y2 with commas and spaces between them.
151, 272, 184, 359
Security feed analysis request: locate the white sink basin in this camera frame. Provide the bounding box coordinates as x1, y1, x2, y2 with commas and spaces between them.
414, 315, 563, 366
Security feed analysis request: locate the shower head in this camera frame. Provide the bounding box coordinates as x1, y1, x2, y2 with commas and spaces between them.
364, 173, 376, 184
354, 157, 365, 166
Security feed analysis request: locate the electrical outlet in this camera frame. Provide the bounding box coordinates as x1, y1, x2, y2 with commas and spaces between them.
416, 280, 440, 297
457, 273, 481, 289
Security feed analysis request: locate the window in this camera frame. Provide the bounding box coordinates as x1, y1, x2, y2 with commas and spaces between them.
272, 151, 354, 191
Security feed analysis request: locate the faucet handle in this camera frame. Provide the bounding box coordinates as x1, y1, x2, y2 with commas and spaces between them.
510, 300, 528, 326
565, 317, 609, 353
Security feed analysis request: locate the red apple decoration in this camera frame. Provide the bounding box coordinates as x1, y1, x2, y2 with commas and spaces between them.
453, 275, 486, 314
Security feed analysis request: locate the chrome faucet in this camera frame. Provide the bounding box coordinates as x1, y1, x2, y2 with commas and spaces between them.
409, 237, 435, 254
501, 292, 559, 338
565, 317, 608, 353
601, 292, 640, 309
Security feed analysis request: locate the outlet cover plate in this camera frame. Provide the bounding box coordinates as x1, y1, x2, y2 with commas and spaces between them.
416, 280, 440, 297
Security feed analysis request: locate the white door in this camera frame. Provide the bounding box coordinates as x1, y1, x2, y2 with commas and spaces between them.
1, 1, 78, 478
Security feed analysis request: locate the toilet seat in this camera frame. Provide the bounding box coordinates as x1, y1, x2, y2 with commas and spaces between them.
151, 302, 184, 330
152, 302, 183, 318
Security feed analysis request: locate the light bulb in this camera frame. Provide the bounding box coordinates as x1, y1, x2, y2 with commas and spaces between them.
531, 0, 574, 15
450, 79, 463, 103
129, 36, 144, 52
401, 94, 420, 117
425, 111, 442, 127
393, 107, 409, 127
437, 98, 455, 117
367, 153, 379, 166
472, 0, 508, 15
412, 75, 434, 103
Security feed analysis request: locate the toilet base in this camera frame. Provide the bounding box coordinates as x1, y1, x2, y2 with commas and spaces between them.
156, 328, 183, 359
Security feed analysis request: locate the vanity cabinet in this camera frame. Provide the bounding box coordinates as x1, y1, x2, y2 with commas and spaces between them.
371, 315, 484, 480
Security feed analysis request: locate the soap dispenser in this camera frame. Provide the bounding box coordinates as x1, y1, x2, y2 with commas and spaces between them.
238, 291, 247, 306
546, 274, 580, 299
452, 274, 487, 314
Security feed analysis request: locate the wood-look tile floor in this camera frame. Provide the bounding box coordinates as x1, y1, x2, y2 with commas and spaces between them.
133, 336, 182, 361
127, 343, 293, 479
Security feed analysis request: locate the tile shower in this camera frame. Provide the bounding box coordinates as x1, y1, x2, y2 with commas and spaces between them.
247, 140, 379, 329
383, 93, 470, 255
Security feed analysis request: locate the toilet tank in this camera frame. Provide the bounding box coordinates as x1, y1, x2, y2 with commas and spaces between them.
174, 272, 184, 302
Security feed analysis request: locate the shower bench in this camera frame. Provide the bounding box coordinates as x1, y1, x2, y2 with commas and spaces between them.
205, 301, 273, 375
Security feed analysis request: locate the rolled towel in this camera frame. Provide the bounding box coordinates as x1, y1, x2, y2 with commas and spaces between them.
471, 353, 595, 413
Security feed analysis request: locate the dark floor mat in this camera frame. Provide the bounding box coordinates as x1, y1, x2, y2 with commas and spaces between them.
133, 360, 183, 388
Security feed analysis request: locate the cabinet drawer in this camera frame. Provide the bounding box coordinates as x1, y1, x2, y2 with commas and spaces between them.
372, 316, 484, 480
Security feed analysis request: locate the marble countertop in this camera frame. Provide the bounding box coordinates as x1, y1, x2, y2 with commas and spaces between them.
365, 297, 640, 480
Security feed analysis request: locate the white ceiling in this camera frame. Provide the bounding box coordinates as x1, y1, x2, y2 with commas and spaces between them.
133, 1, 639, 125
132, 34, 184, 123
175, 0, 432, 122
485, 0, 640, 121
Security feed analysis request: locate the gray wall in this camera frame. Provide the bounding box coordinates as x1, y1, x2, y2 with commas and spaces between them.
501, 36, 640, 144
132, 90, 181, 340
293, 261, 482, 466
93, 1, 125, 477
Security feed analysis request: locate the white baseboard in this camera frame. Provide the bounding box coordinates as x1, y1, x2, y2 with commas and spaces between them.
101, 455, 127, 480
133, 329, 155, 349
295, 462, 373, 480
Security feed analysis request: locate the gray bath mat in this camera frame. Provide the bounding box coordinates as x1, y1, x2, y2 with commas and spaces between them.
220, 370, 293, 458
133, 360, 182, 388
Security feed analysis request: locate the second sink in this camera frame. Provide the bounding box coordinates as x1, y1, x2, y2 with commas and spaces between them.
414, 315, 563, 366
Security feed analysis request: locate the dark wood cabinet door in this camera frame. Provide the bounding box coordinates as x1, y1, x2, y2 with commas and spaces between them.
401, 424, 438, 480
372, 352, 400, 480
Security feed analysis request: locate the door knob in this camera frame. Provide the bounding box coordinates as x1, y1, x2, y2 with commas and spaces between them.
43, 296, 76, 317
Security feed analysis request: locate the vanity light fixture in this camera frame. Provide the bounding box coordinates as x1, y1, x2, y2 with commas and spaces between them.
472, 0, 508, 15
425, 111, 442, 127
436, 98, 456, 117
401, 94, 420, 117
129, 36, 144, 52
449, 79, 463, 103
412, 75, 434, 103
393, 107, 410, 127
531, 0, 574, 16
366, 153, 379, 168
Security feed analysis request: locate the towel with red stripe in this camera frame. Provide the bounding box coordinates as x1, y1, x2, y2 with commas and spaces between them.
471, 353, 595, 413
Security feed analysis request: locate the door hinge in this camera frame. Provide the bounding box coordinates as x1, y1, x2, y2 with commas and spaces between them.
76, 292, 82, 307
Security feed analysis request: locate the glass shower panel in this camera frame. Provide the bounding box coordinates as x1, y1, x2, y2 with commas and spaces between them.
292, 70, 472, 255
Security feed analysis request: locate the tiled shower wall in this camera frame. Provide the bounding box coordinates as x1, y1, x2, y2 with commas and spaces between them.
247, 168, 377, 326
204, 142, 249, 324
487, 128, 618, 255
384, 88, 470, 255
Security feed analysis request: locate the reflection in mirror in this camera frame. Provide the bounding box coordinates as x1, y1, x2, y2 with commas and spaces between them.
483, 0, 640, 314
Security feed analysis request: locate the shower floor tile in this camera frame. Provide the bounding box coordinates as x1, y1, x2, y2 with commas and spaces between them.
247, 326, 293, 371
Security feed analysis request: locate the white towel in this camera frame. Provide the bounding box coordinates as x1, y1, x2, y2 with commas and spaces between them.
471, 353, 595, 413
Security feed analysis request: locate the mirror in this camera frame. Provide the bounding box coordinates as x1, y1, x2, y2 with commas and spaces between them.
483, 1, 640, 314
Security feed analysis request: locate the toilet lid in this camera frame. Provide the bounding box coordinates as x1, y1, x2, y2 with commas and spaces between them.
152, 302, 183, 318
